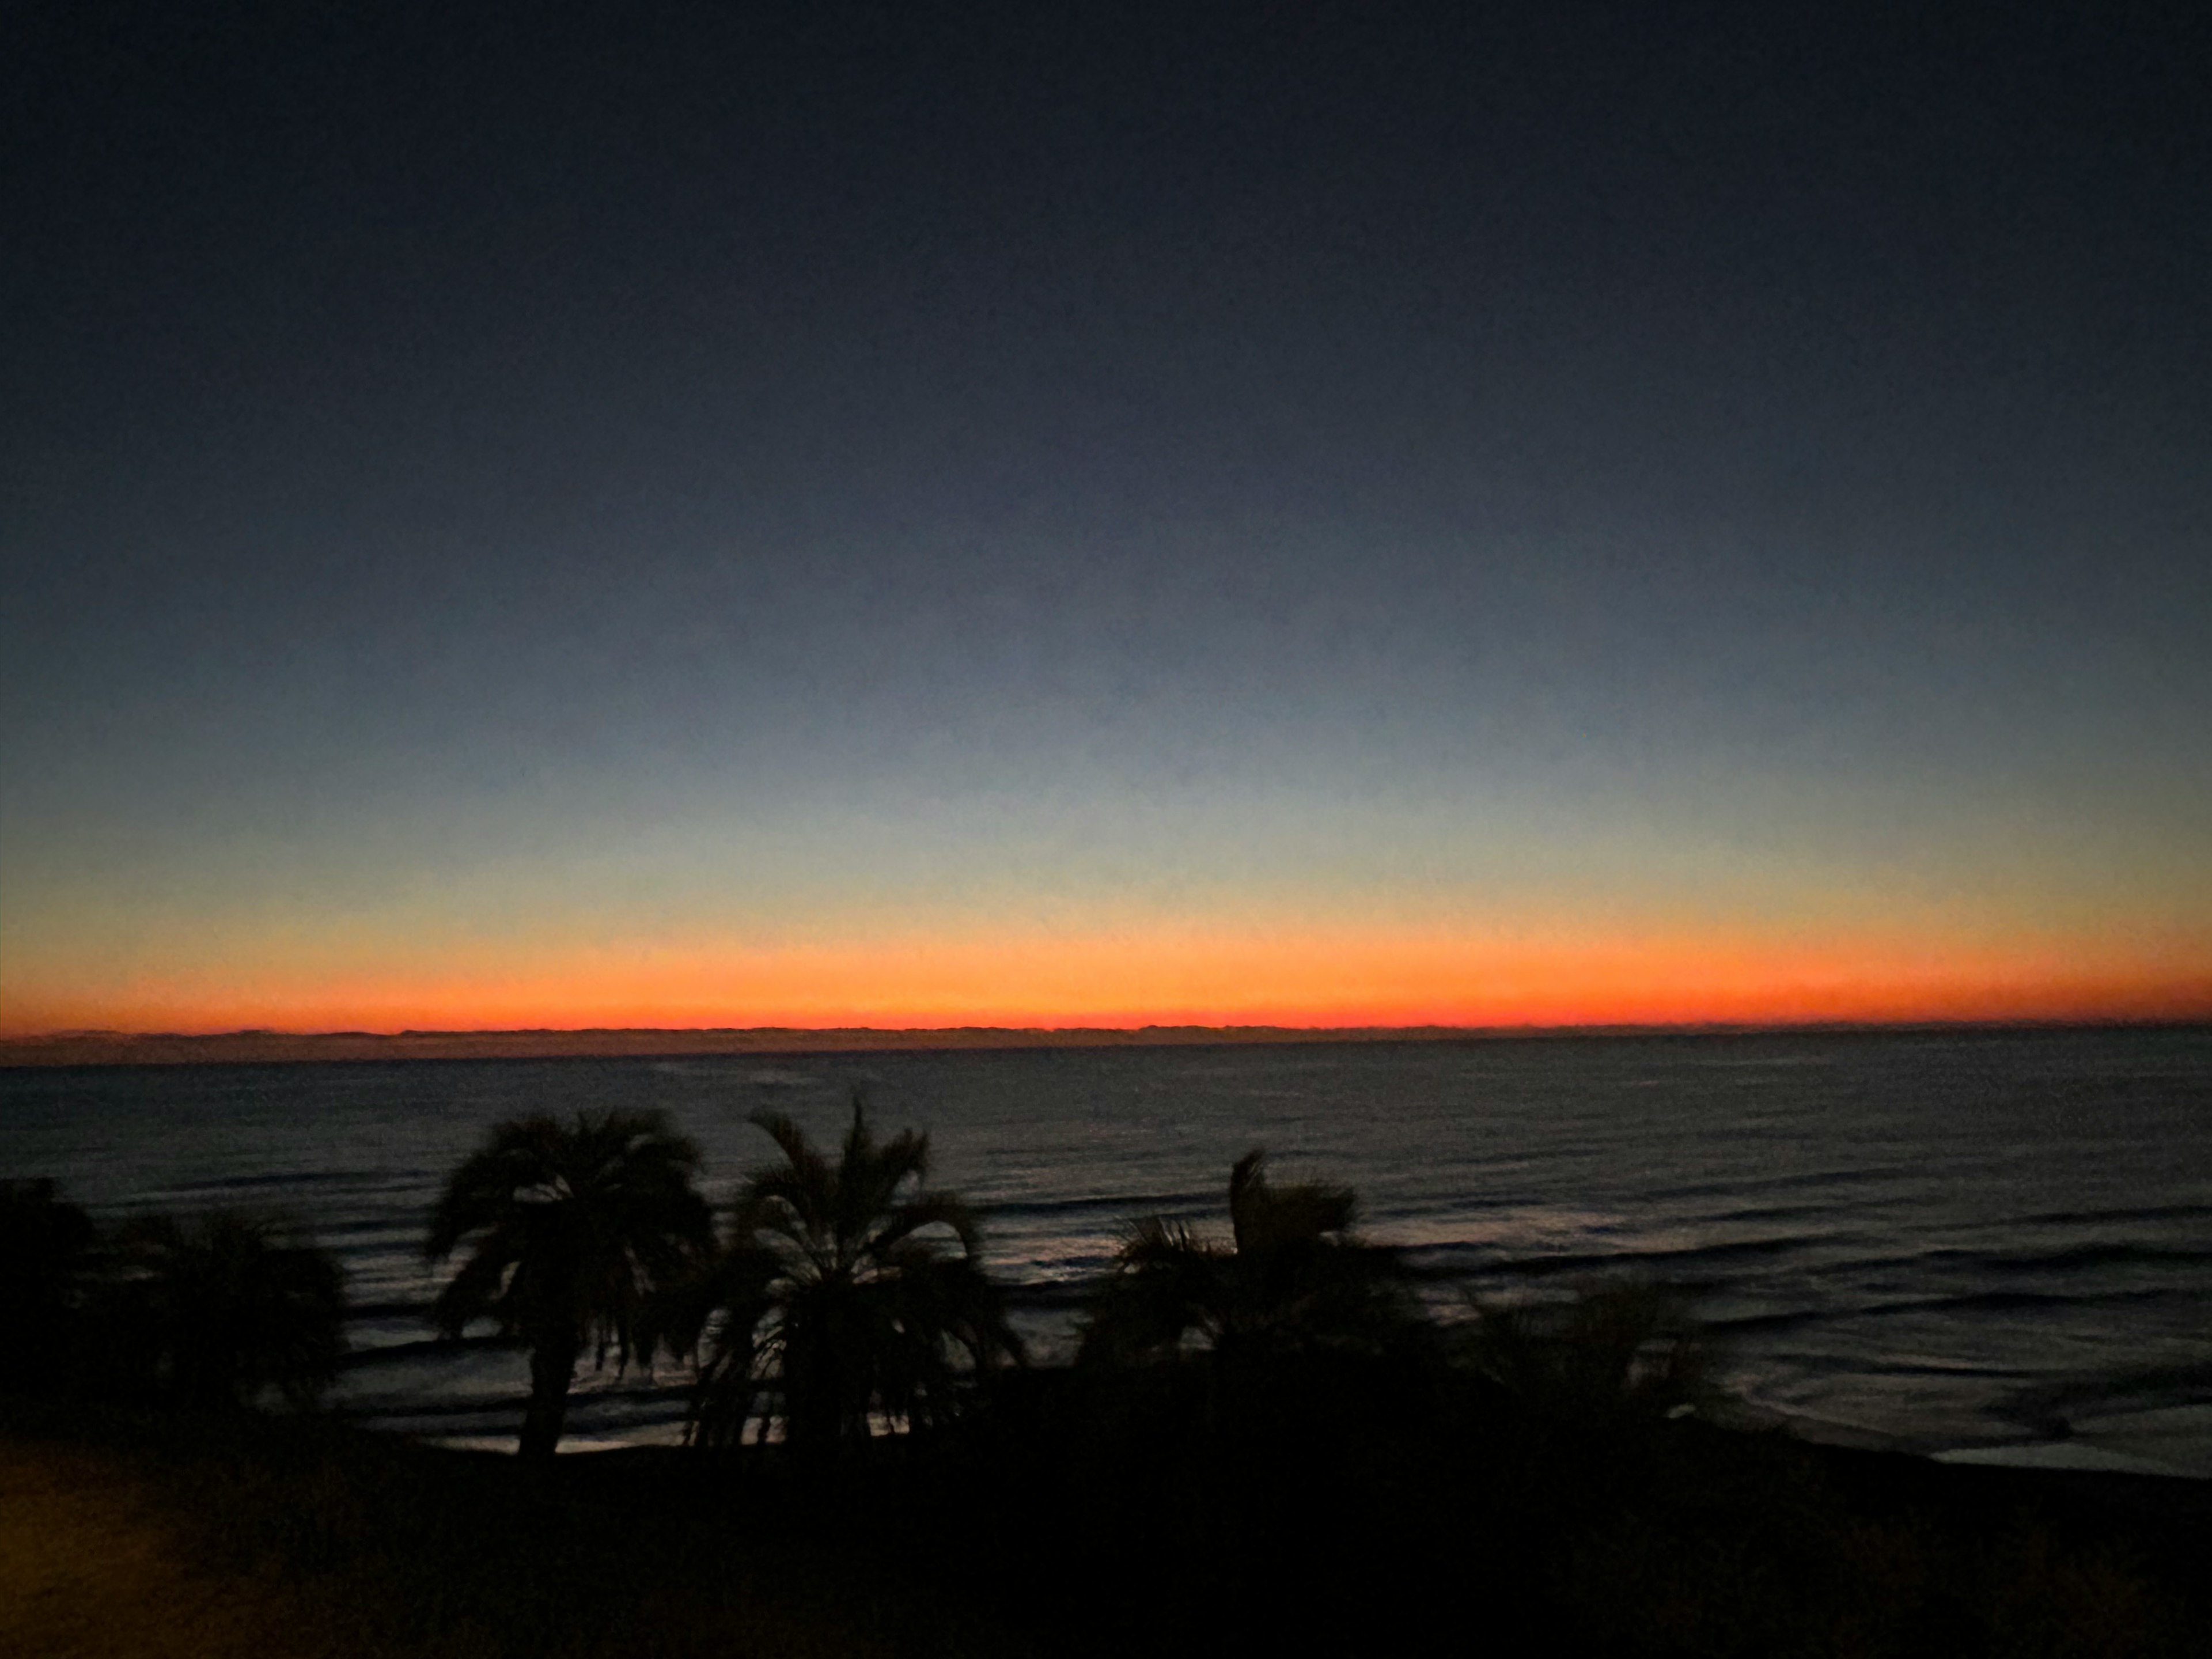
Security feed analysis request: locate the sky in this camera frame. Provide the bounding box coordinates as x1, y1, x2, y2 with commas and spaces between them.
4, 1, 2210, 1035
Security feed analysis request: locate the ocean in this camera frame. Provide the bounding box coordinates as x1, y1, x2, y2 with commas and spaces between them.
4, 1028, 2208, 1471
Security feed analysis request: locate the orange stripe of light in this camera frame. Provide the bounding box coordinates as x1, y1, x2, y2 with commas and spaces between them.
7, 922, 2209, 1035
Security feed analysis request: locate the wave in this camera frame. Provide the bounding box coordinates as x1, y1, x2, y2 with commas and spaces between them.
1983, 1241, 2212, 1273
1996, 1362, 2212, 1423
354, 1388, 690, 1424
1696, 1200, 1846, 1226
338, 1333, 526, 1367
1633, 1164, 1927, 1206
1403, 1234, 1816, 1279
2014, 1202, 2212, 1228
1834, 1358, 2030, 1380
1848, 1286, 2190, 1321
150, 1169, 399, 1196
1741, 1238, 2212, 1281
339, 1298, 439, 1324
982, 1190, 1225, 1224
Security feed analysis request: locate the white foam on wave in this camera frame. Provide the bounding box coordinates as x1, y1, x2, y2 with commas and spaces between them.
1931, 1441, 2199, 1478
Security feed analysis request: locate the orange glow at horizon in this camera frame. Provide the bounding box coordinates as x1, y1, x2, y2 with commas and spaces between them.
9, 922, 2211, 1037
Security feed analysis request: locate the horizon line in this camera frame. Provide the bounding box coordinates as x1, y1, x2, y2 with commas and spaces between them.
5, 1016, 2206, 1069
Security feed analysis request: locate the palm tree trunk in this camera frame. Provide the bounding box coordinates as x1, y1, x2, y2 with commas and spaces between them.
520, 1335, 579, 1460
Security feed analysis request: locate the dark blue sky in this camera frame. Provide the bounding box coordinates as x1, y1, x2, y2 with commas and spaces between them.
5, 1, 2209, 1029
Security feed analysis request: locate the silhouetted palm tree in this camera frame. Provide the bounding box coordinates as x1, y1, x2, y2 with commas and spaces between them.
1079, 1150, 1421, 1368
1459, 1281, 1709, 1430
105, 1209, 346, 1409
659, 1099, 1020, 1456
0, 1178, 98, 1394
427, 1109, 712, 1459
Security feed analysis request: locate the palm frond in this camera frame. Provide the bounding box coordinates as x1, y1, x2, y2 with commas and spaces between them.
1083, 1148, 1422, 1370
106, 1210, 347, 1410
424, 1109, 711, 1456
866, 1189, 984, 1260
682, 1102, 1016, 1457
1460, 1281, 1710, 1427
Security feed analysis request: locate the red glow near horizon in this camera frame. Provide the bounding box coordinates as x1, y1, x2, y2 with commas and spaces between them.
9, 924, 2209, 1037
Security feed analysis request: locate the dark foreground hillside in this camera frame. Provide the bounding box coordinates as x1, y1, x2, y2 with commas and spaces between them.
0, 1400, 1031, 1659
899, 1362, 2212, 1658
5, 1369, 2209, 1658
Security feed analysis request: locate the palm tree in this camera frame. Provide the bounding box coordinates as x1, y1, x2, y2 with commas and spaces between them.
0, 1178, 98, 1395
1079, 1149, 1421, 1368
1459, 1281, 1709, 1431
104, 1209, 346, 1410
658, 1097, 1020, 1457
427, 1109, 712, 1459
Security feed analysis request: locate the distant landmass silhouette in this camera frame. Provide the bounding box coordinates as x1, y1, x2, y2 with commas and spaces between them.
2, 1018, 2192, 1066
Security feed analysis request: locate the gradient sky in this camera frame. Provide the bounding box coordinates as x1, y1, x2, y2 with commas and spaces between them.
4, 2, 2209, 1033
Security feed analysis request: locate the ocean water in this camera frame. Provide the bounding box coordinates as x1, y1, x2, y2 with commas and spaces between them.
4, 1029, 2209, 1470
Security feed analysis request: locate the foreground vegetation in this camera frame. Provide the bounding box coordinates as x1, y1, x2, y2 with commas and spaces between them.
5, 1368, 2206, 1658
7, 1113, 2212, 1655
